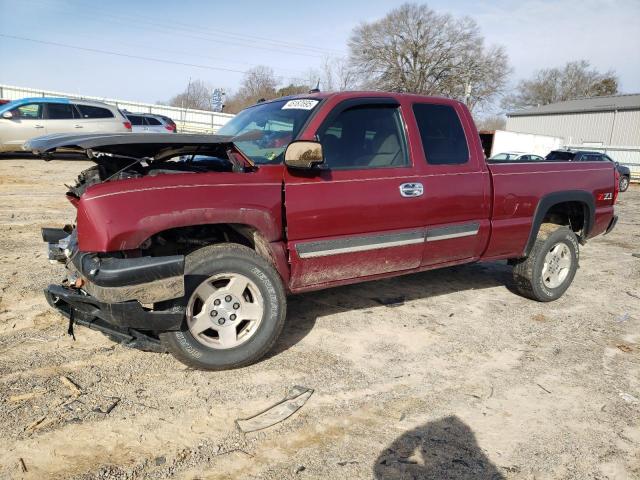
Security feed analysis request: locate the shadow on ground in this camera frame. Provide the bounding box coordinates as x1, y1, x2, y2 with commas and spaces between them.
269, 261, 513, 357
374, 416, 504, 479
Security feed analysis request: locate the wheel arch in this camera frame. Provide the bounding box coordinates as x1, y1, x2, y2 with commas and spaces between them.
523, 190, 595, 257
144, 222, 290, 285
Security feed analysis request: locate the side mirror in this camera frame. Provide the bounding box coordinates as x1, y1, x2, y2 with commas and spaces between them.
284, 140, 325, 170
1, 111, 13, 119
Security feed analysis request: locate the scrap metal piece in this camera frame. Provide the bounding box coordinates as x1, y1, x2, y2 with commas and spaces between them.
236, 386, 313, 433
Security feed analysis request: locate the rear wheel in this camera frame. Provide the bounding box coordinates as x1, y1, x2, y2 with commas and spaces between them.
160, 243, 286, 370
512, 223, 579, 302
619, 175, 629, 192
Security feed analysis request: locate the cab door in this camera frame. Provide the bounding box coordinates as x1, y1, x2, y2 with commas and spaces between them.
284, 98, 429, 290
409, 102, 491, 266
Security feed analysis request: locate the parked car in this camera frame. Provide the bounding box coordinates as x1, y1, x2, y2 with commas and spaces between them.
28, 92, 618, 370
0, 99, 10, 105
546, 149, 631, 192
0, 97, 131, 153
488, 151, 545, 162
156, 114, 178, 133
124, 112, 176, 133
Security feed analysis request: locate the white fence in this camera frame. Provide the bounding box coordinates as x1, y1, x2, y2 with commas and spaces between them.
565, 145, 640, 180
0, 84, 234, 134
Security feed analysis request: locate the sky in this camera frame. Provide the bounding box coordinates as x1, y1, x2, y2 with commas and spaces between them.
0, 0, 639, 110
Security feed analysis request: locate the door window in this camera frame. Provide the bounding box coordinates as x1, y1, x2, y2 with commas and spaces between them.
127, 115, 145, 126
10, 103, 43, 119
76, 105, 114, 118
145, 117, 162, 126
317, 105, 408, 170
413, 103, 469, 165
45, 103, 77, 119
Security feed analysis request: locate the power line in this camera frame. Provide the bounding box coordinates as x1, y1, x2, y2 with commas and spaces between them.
57, 0, 344, 56
0, 33, 245, 74
26, 0, 344, 59
0, 33, 315, 85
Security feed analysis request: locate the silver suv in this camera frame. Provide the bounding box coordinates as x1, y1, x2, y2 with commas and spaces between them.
0, 97, 131, 153
124, 112, 177, 133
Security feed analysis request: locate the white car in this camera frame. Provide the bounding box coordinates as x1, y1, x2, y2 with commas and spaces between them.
0, 97, 131, 153
489, 151, 545, 162
124, 113, 176, 133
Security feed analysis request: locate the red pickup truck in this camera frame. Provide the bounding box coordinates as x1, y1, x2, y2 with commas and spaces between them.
29, 92, 619, 370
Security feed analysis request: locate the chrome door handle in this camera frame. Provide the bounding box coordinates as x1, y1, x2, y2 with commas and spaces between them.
34, 125, 45, 129
74, 124, 83, 128
399, 182, 424, 197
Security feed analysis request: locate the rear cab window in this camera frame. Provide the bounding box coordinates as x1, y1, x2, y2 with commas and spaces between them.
412, 103, 469, 165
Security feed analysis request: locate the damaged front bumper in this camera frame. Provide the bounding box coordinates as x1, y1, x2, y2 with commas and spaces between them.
43, 227, 186, 335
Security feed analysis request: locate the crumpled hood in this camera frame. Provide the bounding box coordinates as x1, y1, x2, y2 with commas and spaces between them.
24, 132, 236, 160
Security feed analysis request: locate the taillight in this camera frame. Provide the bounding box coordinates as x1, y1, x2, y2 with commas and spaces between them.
613, 169, 620, 204
165, 124, 175, 131
123, 121, 132, 130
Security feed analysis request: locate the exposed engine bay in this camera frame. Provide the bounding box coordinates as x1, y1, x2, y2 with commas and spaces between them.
67, 150, 236, 197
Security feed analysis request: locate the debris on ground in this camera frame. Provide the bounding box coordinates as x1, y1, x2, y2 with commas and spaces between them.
236, 386, 314, 433
9, 391, 46, 403
531, 313, 547, 322
536, 383, 552, 394
24, 415, 54, 433
619, 392, 639, 404
60, 376, 82, 396
615, 312, 631, 322
616, 344, 633, 353
18, 458, 27, 473
93, 397, 121, 414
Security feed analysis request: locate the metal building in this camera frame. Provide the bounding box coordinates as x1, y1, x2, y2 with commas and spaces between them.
506, 94, 640, 178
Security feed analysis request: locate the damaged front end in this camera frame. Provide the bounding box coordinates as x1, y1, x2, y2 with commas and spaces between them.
32, 133, 252, 349
42, 226, 186, 351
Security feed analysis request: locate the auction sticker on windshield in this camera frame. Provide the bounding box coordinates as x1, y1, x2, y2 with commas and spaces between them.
281, 99, 319, 110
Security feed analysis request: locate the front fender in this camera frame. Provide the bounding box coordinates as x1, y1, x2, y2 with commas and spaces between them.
76, 171, 284, 252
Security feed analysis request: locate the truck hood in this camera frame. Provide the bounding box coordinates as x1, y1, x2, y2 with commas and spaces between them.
24, 132, 237, 161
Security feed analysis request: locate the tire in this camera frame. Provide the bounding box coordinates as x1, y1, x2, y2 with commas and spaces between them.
619, 176, 629, 192
512, 223, 579, 302
160, 243, 286, 370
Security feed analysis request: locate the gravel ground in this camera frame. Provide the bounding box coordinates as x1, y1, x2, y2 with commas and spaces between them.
0, 157, 638, 480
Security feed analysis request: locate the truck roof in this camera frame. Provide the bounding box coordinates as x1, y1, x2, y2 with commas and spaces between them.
258, 90, 465, 107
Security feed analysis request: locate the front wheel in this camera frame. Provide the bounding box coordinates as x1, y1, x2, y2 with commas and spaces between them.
619, 176, 629, 192
512, 224, 579, 302
160, 243, 286, 370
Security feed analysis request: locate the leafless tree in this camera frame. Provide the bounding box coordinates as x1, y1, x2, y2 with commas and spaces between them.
348, 3, 511, 112
474, 115, 506, 131
321, 57, 357, 91
502, 60, 619, 110
224, 66, 279, 113
167, 79, 213, 111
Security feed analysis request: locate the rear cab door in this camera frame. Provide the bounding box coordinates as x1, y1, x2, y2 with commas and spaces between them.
408, 100, 491, 266
284, 95, 430, 290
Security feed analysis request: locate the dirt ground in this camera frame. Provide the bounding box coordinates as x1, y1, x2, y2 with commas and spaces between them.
0, 157, 638, 480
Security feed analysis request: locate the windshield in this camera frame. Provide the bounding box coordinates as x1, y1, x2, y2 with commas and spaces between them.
217, 98, 320, 164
